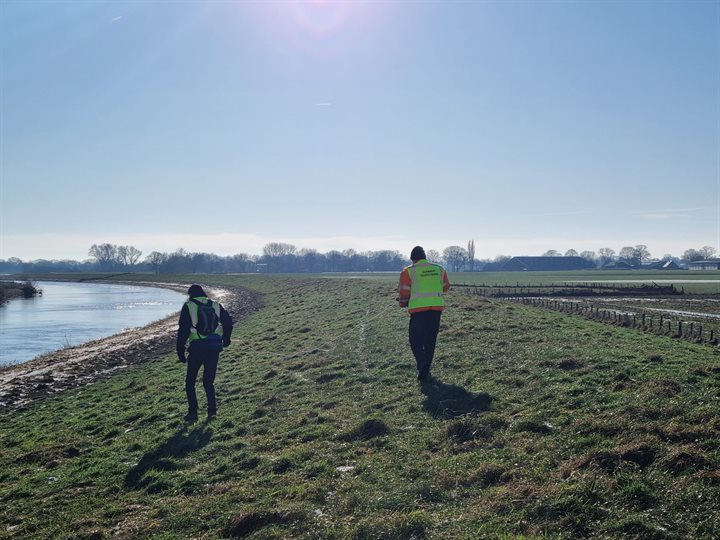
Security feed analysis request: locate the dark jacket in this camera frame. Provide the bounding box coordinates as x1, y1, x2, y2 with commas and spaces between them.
176, 297, 233, 360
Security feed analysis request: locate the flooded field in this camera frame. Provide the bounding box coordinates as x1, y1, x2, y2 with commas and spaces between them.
510, 294, 720, 345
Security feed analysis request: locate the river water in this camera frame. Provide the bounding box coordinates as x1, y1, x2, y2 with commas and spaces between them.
0, 281, 185, 367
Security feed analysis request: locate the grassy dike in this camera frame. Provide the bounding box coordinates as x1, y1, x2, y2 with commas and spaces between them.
1, 274, 719, 539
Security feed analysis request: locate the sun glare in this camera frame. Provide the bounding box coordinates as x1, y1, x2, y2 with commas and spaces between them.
289, 0, 353, 37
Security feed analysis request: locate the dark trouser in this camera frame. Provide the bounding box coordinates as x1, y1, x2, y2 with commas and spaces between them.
185, 342, 220, 415
409, 310, 442, 379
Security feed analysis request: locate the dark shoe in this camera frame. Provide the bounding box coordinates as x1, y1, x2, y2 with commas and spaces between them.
184, 412, 198, 423
207, 411, 217, 421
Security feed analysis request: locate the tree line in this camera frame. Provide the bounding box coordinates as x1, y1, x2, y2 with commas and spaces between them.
0, 241, 716, 274
537, 245, 717, 266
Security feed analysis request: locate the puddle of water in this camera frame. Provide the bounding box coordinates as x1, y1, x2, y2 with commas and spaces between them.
634, 307, 720, 320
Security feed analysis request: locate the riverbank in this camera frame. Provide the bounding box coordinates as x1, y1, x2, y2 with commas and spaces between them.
0, 283, 261, 413
0, 280, 41, 306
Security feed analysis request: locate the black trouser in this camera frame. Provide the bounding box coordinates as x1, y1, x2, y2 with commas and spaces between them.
409, 310, 442, 379
185, 342, 220, 415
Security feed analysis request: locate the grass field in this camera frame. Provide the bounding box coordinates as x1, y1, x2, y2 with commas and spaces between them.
1, 274, 719, 539
448, 270, 720, 295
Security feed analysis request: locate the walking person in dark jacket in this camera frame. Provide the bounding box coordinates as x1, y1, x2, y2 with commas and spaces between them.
177, 284, 233, 422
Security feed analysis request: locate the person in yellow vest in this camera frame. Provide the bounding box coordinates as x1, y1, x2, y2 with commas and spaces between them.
177, 284, 233, 422
397, 246, 451, 381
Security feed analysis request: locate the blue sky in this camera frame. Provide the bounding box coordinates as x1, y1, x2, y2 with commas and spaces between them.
1, 0, 718, 261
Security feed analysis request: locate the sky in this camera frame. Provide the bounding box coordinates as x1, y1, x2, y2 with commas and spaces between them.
1, 0, 719, 262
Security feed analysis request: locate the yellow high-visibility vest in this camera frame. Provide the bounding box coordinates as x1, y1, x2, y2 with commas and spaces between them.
407, 259, 445, 310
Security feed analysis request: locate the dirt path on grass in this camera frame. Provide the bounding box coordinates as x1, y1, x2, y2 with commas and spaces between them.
0, 282, 261, 414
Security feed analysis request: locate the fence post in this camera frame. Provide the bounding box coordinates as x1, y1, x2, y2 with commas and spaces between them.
689, 322, 694, 338
678, 321, 683, 337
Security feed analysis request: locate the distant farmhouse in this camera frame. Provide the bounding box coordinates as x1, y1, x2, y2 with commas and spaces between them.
602, 260, 680, 270
688, 259, 720, 271
501, 256, 595, 272
641, 260, 680, 270
601, 261, 634, 270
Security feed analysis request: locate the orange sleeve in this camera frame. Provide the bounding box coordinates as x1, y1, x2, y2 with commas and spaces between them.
443, 270, 451, 293
397, 269, 411, 305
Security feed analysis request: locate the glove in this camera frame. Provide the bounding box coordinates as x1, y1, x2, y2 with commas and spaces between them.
223, 338, 231, 348
177, 351, 187, 364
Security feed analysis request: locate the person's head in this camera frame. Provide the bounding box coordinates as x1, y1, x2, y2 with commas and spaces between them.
187, 284, 206, 298
410, 246, 426, 262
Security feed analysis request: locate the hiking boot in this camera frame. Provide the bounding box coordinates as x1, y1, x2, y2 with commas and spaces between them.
184, 412, 198, 423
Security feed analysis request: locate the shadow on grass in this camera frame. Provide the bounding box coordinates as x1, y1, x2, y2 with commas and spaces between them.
125, 425, 212, 489
420, 378, 492, 418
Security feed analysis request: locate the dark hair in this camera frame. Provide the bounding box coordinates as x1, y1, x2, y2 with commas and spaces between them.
410, 246, 426, 261
187, 284, 206, 297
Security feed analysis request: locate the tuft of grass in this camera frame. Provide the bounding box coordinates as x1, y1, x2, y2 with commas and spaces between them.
338, 418, 390, 441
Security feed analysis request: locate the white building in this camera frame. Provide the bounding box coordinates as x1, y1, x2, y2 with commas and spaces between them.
688, 259, 720, 270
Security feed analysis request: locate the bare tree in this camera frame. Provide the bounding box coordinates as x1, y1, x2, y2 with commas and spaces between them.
88, 243, 118, 271
117, 245, 142, 267
542, 250, 561, 257
263, 243, 297, 257
443, 246, 468, 272
261, 242, 297, 272
117, 246, 129, 266
618, 246, 637, 262
426, 249, 441, 263
564, 249, 578, 257
579, 250, 596, 261
144, 251, 167, 274
126, 246, 142, 265
633, 244, 651, 262
617, 245, 650, 265
683, 247, 716, 261
700, 246, 717, 259
683, 249, 699, 261
598, 248, 616, 265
